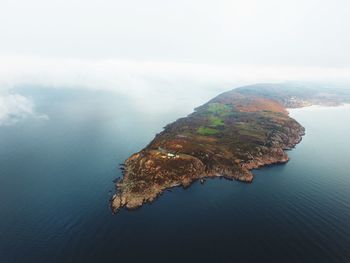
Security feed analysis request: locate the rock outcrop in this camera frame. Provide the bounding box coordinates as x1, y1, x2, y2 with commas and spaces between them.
111, 83, 345, 213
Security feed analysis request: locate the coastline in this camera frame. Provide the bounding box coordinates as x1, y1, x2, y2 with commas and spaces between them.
112, 93, 307, 213
288, 103, 350, 116
111, 125, 305, 213
111, 84, 350, 214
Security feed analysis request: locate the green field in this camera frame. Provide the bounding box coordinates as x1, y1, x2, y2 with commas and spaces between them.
197, 126, 219, 135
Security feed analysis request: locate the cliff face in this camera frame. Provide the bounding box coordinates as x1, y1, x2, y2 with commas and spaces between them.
111, 85, 311, 213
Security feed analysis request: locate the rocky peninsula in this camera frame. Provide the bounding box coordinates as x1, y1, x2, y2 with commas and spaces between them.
111, 83, 350, 213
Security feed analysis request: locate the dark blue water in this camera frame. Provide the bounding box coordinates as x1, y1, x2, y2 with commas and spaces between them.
1, 88, 350, 263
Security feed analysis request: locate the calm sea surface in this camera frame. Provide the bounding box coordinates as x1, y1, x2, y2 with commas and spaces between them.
1, 88, 350, 263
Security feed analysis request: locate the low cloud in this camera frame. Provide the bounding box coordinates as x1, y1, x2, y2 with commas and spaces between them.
0, 93, 48, 126
2, 55, 350, 90
0, 55, 350, 122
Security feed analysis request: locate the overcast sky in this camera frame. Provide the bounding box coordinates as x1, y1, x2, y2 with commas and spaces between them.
1, 0, 350, 124
1, 0, 350, 67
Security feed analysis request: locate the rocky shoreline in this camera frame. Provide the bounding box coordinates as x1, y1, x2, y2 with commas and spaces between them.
111, 135, 304, 213
111, 84, 312, 213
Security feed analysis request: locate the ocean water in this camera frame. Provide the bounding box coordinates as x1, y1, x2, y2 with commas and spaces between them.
1, 88, 350, 263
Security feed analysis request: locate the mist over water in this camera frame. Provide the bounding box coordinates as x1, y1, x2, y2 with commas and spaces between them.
2, 0, 350, 261
0, 88, 350, 263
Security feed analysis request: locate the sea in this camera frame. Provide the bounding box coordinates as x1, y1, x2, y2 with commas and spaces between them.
1, 87, 350, 263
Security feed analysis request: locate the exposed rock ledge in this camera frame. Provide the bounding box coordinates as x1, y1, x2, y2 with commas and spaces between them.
111, 83, 347, 213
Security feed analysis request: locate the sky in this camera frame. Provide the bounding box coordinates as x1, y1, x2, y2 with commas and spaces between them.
0, 0, 350, 123
1, 0, 350, 66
